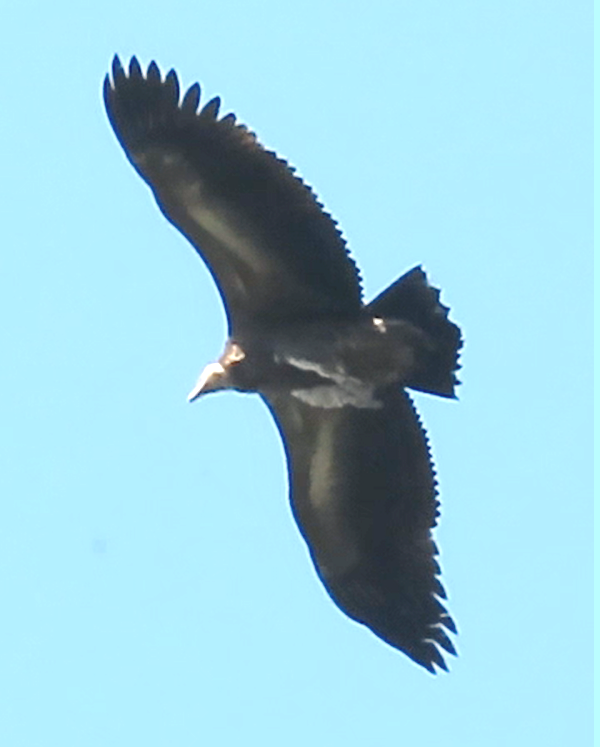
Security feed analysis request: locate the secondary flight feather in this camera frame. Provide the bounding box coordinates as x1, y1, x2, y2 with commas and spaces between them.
104, 56, 462, 673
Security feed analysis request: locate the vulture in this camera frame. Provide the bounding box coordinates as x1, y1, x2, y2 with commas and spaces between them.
104, 56, 462, 673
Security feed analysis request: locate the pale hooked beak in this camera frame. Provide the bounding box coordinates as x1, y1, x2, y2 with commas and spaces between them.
187, 362, 226, 402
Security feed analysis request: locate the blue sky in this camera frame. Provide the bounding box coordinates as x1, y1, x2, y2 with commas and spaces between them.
1, 2, 592, 745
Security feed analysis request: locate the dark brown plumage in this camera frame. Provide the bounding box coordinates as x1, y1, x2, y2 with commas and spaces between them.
104, 56, 462, 672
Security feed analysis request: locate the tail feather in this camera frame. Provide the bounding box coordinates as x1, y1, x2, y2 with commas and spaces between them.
367, 267, 462, 398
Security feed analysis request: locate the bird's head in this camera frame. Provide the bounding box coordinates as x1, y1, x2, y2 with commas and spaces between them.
187, 341, 246, 401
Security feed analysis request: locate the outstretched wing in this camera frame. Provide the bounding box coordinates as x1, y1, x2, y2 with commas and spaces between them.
263, 387, 457, 673
104, 56, 363, 335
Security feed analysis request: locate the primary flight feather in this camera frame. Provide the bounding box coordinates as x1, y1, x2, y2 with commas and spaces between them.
104, 56, 462, 673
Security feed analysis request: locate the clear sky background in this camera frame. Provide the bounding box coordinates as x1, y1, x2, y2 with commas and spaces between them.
1, 2, 592, 745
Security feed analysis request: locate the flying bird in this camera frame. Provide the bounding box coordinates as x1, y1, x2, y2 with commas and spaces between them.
104, 56, 462, 673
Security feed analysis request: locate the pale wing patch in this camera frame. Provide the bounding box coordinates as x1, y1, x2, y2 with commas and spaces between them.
292, 384, 382, 409
280, 355, 335, 378
306, 419, 360, 576
146, 150, 275, 279
185, 193, 250, 260
284, 355, 382, 410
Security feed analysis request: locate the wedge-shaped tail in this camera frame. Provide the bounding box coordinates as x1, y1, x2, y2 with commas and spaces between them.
367, 267, 462, 398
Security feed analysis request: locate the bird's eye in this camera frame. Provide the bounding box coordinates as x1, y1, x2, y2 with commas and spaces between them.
226, 343, 246, 365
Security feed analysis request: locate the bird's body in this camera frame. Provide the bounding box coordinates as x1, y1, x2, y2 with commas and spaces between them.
194, 316, 428, 401
104, 57, 462, 673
